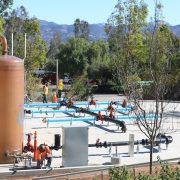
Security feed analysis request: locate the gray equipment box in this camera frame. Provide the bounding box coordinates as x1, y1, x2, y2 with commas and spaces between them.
62, 126, 88, 167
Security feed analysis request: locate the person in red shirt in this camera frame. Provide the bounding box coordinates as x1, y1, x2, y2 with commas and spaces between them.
36, 144, 52, 169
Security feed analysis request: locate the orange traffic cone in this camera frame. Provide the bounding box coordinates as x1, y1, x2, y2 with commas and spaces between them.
52, 91, 58, 103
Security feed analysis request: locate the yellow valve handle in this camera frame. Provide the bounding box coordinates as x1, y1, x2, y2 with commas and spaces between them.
42, 117, 47, 123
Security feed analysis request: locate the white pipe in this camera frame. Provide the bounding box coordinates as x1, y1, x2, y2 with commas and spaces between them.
24, 33, 26, 60
56, 59, 59, 91
11, 33, 13, 56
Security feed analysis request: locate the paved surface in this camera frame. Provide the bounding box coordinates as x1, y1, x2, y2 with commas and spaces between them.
0, 94, 180, 176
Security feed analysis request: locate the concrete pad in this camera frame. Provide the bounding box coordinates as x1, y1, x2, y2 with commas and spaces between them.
1, 94, 180, 173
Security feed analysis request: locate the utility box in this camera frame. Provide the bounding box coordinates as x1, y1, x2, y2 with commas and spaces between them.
62, 127, 88, 167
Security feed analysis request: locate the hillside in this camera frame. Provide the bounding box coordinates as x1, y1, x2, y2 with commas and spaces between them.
170, 25, 180, 37
39, 20, 107, 44
39, 20, 180, 44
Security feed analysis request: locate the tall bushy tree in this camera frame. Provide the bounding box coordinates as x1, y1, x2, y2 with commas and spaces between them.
80, 20, 89, 40
47, 31, 61, 60
74, 18, 81, 38
57, 37, 89, 77
73, 18, 89, 40
5, 6, 47, 93
105, 0, 177, 174
45, 31, 61, 72
0, 0, 13, 52
4, 6, 27, 56
56, 38, 111, 99
87, 40, 111, 84
105, 0, 148, 91
0, 16, 4, 35
0, 0, 13, 16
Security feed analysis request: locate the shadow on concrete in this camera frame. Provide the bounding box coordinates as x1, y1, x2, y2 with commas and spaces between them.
164, 111, 180, 117
84, 121, 122, 133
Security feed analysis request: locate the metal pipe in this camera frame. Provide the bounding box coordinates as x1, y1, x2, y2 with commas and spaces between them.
115, 115, 159, 119
24, 103, 60, 107
46, 117, 96, 122
24, 33, 26, 60
45, 115, 158, 123
11, 33, 13, 56
29, 107, 131, 114
56, 59, 58, 93
24, 101, 131, 107
49, 134, 173, 150
32, 109, 76, 114
33, 131, 37, 161
62, 102, 127, 132
88, 135, 173, 148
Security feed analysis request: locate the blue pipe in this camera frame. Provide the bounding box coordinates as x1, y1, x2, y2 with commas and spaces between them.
24, 103, 60, 107
116, 115, 159, 119
44, 115, 159, 123
46, 117, 96, 122
24, 101, 129, 107
32, 109, 76, 114
31, 107, 132, 114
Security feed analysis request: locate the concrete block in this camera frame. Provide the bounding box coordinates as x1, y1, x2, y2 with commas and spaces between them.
111, 156, 121, 165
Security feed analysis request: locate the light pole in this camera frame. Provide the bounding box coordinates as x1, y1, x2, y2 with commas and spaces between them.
56, 59, 59, 92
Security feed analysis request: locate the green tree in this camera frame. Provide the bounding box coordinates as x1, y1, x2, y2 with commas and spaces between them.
47, 31, 61, 60
5, 6, 28, 57
0, 0, 13, 16
165, 34, 180, 100
24, 18, 47, 86
74, 18, 81, 38
5, 6, 47, 94
87, 40, 111, 84
105, 0, 175, 174
80, 20, 89, 40
0, 16, 4, 35
73, 18, 89, 40
45, 31, 61, 72
57, 37, 89, 77
56, 38, 112, 99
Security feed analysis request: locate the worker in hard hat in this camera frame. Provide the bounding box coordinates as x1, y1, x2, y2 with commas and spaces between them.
36, 144, 52, 169
42, 83, 49, 103
58, 79, 63, 98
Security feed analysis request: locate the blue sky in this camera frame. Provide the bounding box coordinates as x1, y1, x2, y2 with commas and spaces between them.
12, 0, 180, 25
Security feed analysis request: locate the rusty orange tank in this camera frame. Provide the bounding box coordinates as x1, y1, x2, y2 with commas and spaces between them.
0, 36, 24, 163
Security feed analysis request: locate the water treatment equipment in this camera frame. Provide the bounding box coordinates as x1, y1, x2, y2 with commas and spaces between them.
0, 36, 24, 163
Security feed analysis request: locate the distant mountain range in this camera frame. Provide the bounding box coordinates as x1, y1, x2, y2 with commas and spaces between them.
39, 20, 180, 45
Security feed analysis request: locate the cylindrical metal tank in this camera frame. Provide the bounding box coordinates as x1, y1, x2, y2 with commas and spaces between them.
0, 36, 24, 163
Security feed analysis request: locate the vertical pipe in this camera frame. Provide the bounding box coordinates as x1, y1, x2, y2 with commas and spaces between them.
24, 33, 27, 96
24, 34, 26, 140
56, 59, 58, 93
24, 33, 26, 60
11, 33, 13, 56
34, 131, 37, 160
115, 146, 118, 157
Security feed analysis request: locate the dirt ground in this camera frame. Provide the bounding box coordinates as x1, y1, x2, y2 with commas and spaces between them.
132, 163, 180, 177
4, 163, 180, 180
